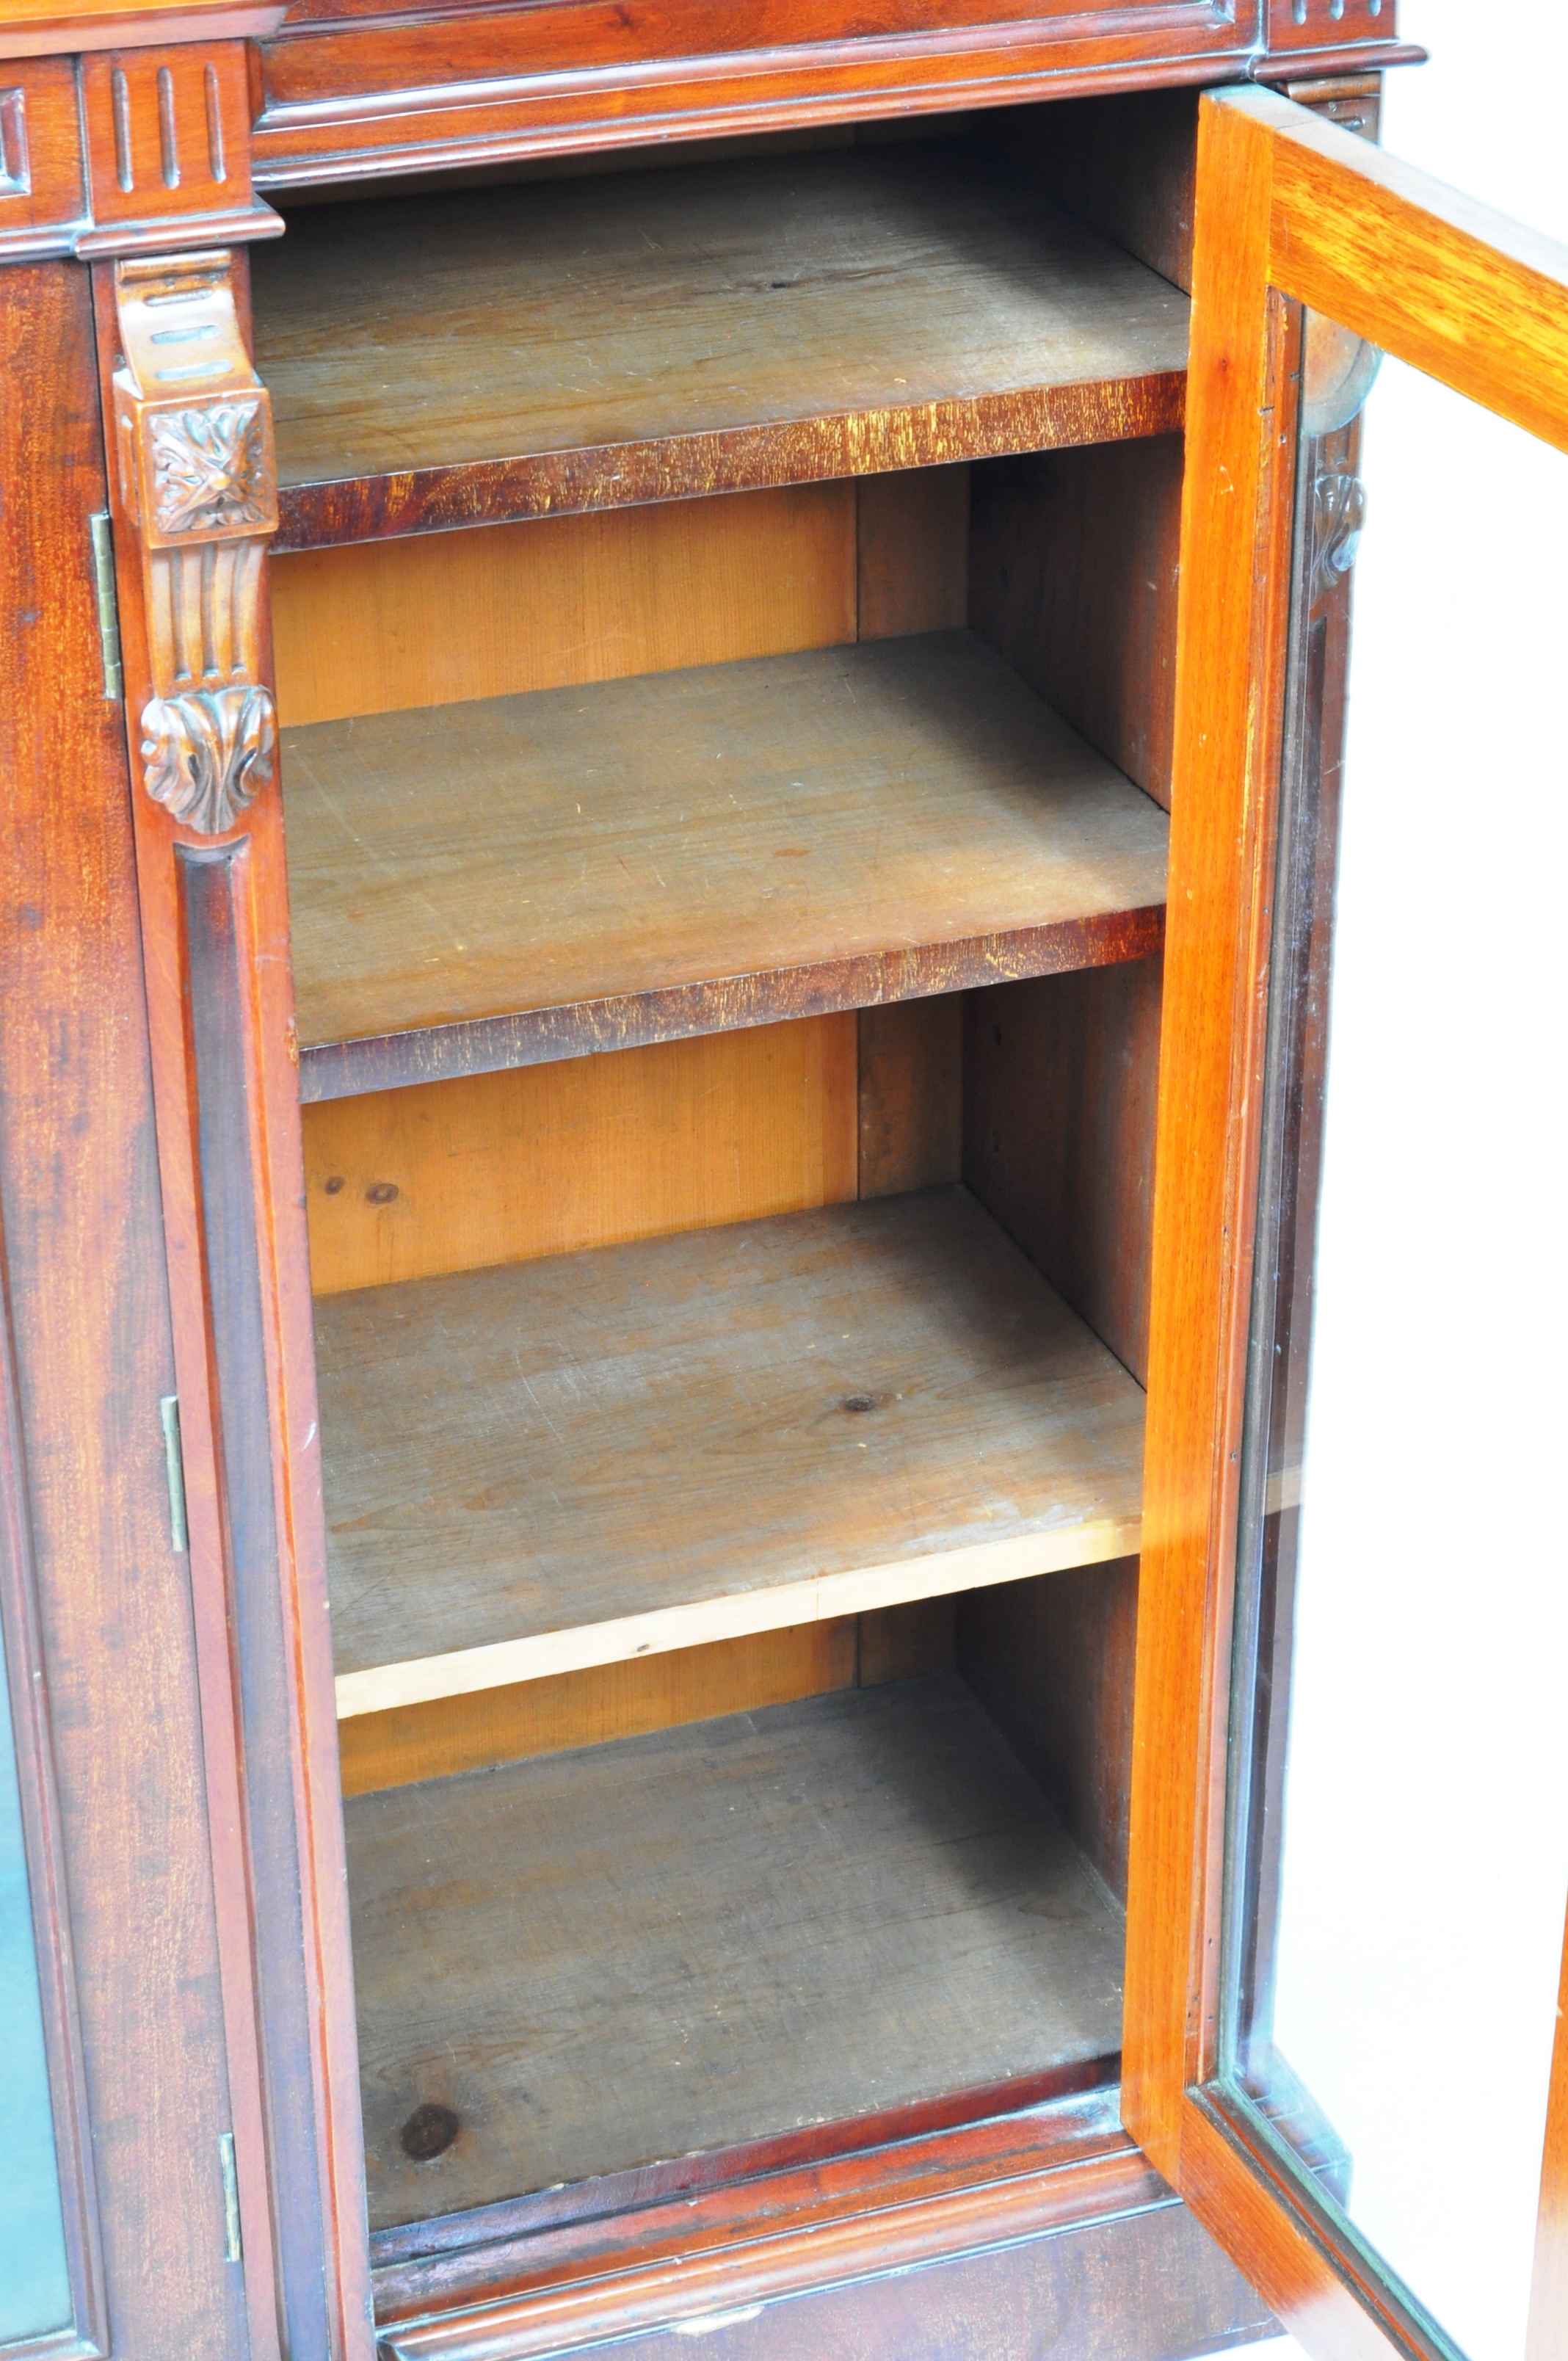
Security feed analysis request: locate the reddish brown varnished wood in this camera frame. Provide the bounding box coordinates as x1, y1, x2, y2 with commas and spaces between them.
90, 245, 372, 2361
370, 2083, 1268, 2360
0, 43, 283, 260
0, 256, 250, 2361
249, 9, 1248, 189
0, 0, 283, 60
0, 59, 86, 257
70, 43, 286, 255
1127, 81, 1568, 2361
372, 2062, 1117, 2292
1122, 61, 1293, 2222
0, 1222, 107, 2359
245, 1, 1418, 191
1261, 0, 1408, 61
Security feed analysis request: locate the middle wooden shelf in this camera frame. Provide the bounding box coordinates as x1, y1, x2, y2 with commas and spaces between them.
284, 628, 1169, 1102
321, 1185, 1144, 1720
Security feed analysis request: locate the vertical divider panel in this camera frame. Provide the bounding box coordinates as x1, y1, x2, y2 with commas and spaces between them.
91, 236, 371, 2361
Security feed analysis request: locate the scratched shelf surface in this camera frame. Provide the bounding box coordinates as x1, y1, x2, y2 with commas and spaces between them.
253, 139, 1188, 548
319, 1186, 1145, 1718
348, 1668, 1126, 2224
283, 629, 1169, 1101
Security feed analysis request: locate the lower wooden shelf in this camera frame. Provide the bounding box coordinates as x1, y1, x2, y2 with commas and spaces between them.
347, 1670, 1125, 2229
319, 1186, 1145, 1718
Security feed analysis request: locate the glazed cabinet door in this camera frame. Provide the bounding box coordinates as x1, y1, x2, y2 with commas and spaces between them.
1124, 85, 1568, 2361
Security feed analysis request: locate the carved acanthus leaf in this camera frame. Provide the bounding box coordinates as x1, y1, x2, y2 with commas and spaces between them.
1312, 470, 1367, 600
141, 685, 277, 838
150, 402, 273, 537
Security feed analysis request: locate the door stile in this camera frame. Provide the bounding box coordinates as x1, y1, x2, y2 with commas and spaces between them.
87, 217, 373, 2361
1122, 87, 1296, 2180
1126, 79, 1568, 2361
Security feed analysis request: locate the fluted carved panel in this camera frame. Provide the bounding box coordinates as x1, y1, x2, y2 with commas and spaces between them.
112, 249, 278, 838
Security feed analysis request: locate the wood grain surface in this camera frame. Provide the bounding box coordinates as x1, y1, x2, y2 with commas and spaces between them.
1125, 86, 1493, 2360
1260, 85, 1568, 454
302, 1016, 856, 1295
0, 255, 248, 2361
970, 435, 1184, 810
270, 483, 857, 728
371, 2082, 1267, 2361
338, 1620, 859, 1797
319, 1188, 1144, 1713
90, 241, 374, 2361
347, 1671, 1125, 2224
964, 955, 1164, 1387
855, 465, 969, 641
253, 142, 1188, 548
857, 998, 963, 1201
338, 1599, 955, 1797
959, 1558, 1140, 1905
284, 630, 1168, 1098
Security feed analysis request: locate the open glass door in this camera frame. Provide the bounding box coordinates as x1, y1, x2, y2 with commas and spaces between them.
1124, 86, 1568, 2361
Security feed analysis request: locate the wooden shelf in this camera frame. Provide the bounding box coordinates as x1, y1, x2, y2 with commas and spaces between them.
348, 1669, 1125, 2225
255, 142, 1188, 551
321, 1187, 1144, 1718
286, 630, 1168, 1100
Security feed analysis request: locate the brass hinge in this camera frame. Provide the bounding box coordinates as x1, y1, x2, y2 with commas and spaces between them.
89, 511, 123, 702
218, 2131, 243, 2263
159, 1393, 189, 1553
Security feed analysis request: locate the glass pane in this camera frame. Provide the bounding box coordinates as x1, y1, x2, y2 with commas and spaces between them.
1223, 322, 1568, 2361
0, 1618, 73, 2345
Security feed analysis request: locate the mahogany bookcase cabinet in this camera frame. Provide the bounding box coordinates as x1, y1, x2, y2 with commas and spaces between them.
4, 7, 1517, 2361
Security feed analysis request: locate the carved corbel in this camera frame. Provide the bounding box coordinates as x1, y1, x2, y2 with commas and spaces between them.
112, 249, 279, 838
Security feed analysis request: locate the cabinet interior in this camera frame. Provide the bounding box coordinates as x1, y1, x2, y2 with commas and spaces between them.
259, 96, 1188, 2252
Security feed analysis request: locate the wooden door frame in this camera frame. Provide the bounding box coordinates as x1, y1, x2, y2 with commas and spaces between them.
1122, 82, 1568, 2361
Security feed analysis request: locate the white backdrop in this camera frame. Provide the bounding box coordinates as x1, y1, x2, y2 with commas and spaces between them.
1208, 7, 1568, 2358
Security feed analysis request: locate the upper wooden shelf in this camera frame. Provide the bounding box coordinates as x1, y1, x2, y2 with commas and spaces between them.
253, 140, 1188, 551
321, 1186, 1144, 1719
285, 629, 1168, 1101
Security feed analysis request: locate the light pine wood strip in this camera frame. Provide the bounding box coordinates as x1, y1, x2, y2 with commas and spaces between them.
270, 482, 857, 728
319, 1189, 1144, 1713
302, 1015, 857, 1296
347, 1672, 1125, 2224
337, 1619, 860, 1797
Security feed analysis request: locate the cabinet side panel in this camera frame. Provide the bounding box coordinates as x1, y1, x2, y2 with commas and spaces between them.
0, 258, 249, 2361
969, 438, 1183, 812
958, 1558, 1139, 1905
979, 89, 1198, 294
962, 957, 1162, 1387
